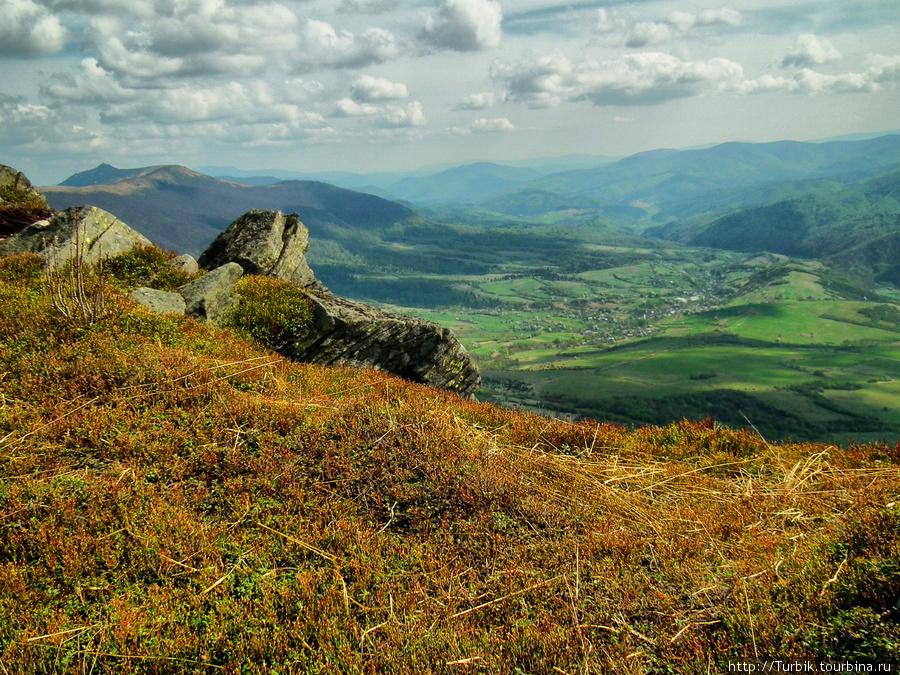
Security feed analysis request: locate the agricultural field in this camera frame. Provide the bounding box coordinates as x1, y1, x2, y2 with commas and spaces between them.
380, 246, 900, 444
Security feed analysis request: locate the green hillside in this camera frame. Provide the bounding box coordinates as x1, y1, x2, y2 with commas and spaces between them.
650, 169, 900, 260
2, 251, 899, 672
496, 135, 900, 217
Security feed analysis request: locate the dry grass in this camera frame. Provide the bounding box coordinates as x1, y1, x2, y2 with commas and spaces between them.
0, 251, 898, 673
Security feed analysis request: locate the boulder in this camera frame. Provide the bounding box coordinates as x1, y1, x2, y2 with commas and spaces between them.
178, 262, 243, 323
130, 287, 186, 315
283, 290, 481, 398
170, 253, 199, 276
198, 210, 316, 286
0, 165, 48, 208
0, 205, 151, 266
195, 208, 481, 397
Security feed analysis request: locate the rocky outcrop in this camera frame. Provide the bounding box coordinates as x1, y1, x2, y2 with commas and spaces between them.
0, 165, 49, 208
130, 287, 186, 315
0, 186, 481, 397
199, 209, 481, 397
0, 205, 151, 266
170, 254, 199, 276
198, 210, 316, 287
178, 262, 244, 323
287, 291, 481, 396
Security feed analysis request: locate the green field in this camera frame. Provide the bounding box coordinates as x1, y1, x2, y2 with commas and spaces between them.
309, 208, 900, 444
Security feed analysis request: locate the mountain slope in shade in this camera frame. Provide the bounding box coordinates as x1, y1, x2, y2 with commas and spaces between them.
648, 168, 900, 261
41, 165, 419, 256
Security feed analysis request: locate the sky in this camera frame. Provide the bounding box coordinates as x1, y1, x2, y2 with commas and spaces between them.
1, 0, 898, 185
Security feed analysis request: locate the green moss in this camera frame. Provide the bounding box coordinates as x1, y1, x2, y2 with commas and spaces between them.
223, 275, 314, 351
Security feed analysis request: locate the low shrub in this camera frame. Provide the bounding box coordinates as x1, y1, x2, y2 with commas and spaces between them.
104, 244, 199, 291
223, 275, 314, 351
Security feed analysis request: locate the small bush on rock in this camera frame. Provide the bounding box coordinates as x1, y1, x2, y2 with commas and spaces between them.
104, 244, 199, 291
223, 275, 313, 350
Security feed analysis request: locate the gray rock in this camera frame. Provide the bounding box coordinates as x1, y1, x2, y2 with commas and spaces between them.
177, 262, 243, 324
0, 205, 151, 266
283, 290, 481, 398
198, 210, 316, 286
130, 287, 186, 315
0, 165, 48, 208
170, 253, 199, 276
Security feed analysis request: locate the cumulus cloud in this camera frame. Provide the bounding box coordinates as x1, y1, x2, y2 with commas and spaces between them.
493, 51, 746, 108
334, 97, 425, 128
86, 3, 303, 80
782, 34, 843, 68
738, 56, 900, 95
334, 98, 381, 116
376, 101, 425, 128
350, 75, 409, 102
599, 6, 742, 47
0, 0, 68, 57
472, 117, 514, 132
596, 8, 628, 34
577, 53, 744, 106
42, 58, 134, 103
421, 0, 502, 52
490, 52, 575, 108
456, 92, 497, 110
296, 20, 399, 69
626, 22, 672, 48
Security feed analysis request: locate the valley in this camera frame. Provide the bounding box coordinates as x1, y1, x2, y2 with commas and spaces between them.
39, 133, 900, 444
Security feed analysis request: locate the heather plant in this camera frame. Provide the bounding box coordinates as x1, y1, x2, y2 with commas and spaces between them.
222, 275, 314, 351
0, 252, 898, 673
104, 243, 200, 291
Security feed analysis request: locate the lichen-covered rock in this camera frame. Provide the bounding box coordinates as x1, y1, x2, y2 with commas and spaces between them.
284, 290, 481, 398
0, 205, 151, 266
130, 287, 186, 315
178, 262, 243, 323
170, 253, 199, 276
196, 208, 481, 397
0, 165, 48, 208
198, 210, 316, 286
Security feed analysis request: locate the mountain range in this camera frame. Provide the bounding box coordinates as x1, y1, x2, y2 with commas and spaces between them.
42, 133, 900, 282
44, 165, 420, 255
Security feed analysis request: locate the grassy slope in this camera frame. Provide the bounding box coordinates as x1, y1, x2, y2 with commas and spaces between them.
1, 253, 900, 672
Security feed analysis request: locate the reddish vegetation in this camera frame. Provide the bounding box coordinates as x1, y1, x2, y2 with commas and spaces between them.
0, 252, 898, 673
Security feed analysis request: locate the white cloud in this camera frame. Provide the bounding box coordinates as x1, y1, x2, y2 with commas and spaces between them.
351, 75, 409, 102
602, 7, 743, 47
472, 117, 514, 132
0, 0, 68, 56
42, 58, 133, 103
377, 101, 426, 128
493, 51, 745, 108
782, 34, 843, 68
596, 8, 627, 35
421, 0, 502, 52
282, 79, 327, 104
297, 20, 399, 69
626, 22, 672, 48
696, 8, 742, 27
738, 56, 900, 95
577, 53, 745, 106
490, 52, 575, 108
86, 4, 303, 79
456, 92, 497, 109
334, 98, 381, 116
